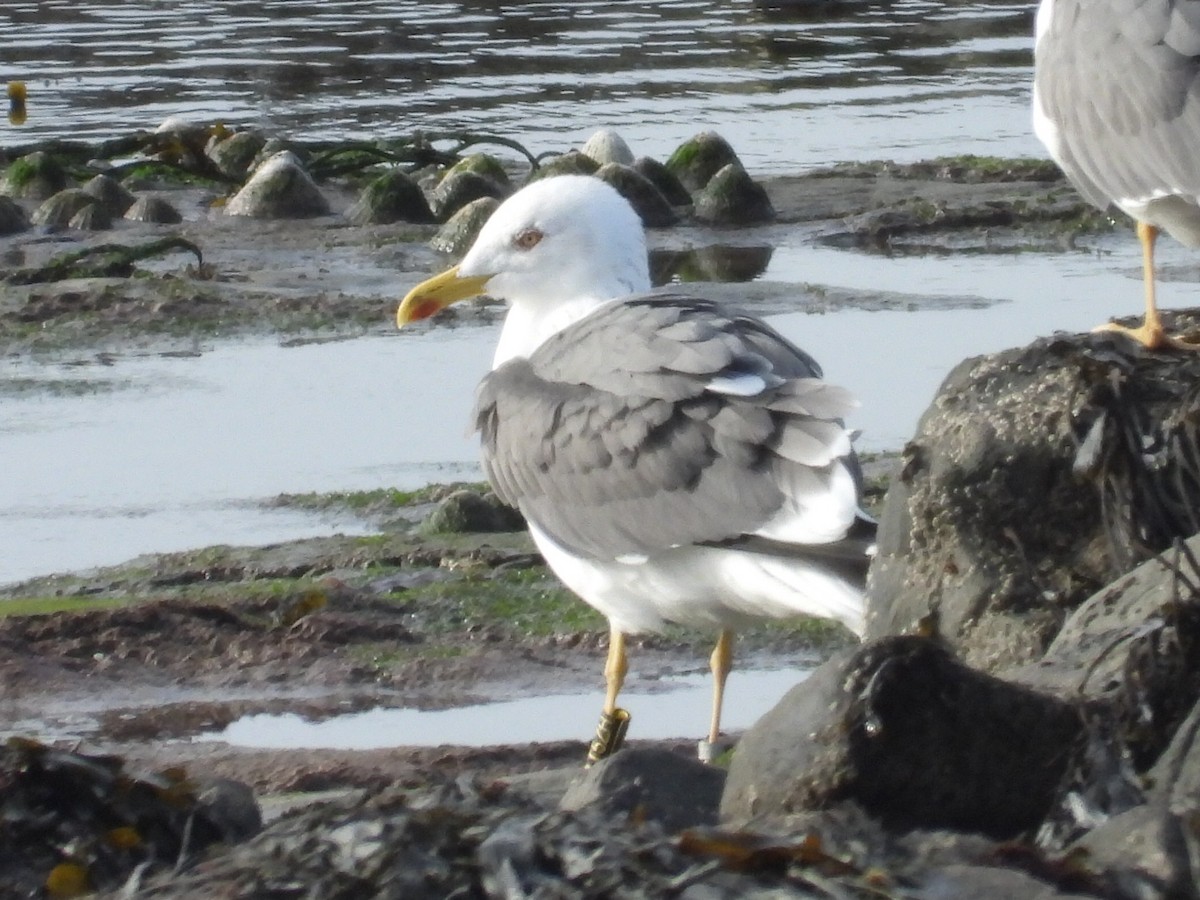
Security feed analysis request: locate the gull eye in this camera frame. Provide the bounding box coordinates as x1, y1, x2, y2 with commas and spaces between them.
513, 228, 543, 250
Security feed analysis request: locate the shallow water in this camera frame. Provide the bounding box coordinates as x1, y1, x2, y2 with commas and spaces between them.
200, 666, 810, 749
1, 0, 1037, 171
5, 0, 1200, 585
6, 225, 1196, 585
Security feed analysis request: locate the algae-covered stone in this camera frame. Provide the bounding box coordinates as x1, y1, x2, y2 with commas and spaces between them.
431, 170, 507, 222
124, 195, 182, 224
82, 174, 136, 217
594, 163, 678, 227
30, 189, 97, 229
581, 128, 635, 167
526, 151, 600, 183
430, 196, 500, 255
225, 151, 330, 219
632, 156, 692, 207
665, 131, 742, 192
442, 153, 510, 189
0, 196, 29, 235
424, 490, 524, 534
347, 169, 436, 225
208, 130, 267, 181
694, 163, 775, 225
2, 151, 69, 201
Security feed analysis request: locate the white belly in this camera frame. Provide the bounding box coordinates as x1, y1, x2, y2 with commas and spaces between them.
530, 523, 866, 638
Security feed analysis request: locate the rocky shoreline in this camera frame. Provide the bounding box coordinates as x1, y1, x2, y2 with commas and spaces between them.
5, 129, 1196, 897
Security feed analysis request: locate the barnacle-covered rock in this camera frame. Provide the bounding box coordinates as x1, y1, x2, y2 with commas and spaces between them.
208, 129, 267, 181
594, 162, 678, 227
347, 169, 436, 225
30, 189, 97, 228
443, 152, 511, 189
226, 151, 330, 219
694, 163, 775, 225
2, 151, 69, 201
665, 131, 742, 192
526, 151, 599, 183
431, 169, 507, 221
429, 196, 500, 255
68, 202, 112, 231
424, 489, 524, 534
633, 156, 692, 207
82, 173, 136, 217
123, 194, 182, 224
581, 128, 635, 167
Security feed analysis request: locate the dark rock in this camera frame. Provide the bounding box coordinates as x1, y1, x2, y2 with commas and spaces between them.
694, 163, 775, 225
431, 169, 507, 221
346, 169, 436, 225
665, 131, 742, 192
423, 489, 524, 534
81, 173, 136, 216
226, 151, 330, 219
721, 636, 1081, 836
0, 195, 29, 235
581, 128, 635, 166
30, 188, 96, 228
867, 332, 1200, 672
123, 194, 183, 224
594, 162, 679, 227
429, 196, 500, 255
560, 747, 725, 832
633, 155, 693, 206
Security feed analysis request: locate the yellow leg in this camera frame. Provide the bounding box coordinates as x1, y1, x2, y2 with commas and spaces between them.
1094, 221, 1200, 350
586, 627, 630, 765
708, 629, 734, 746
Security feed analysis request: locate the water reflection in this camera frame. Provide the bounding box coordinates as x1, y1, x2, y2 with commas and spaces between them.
1, 0, 1038, 171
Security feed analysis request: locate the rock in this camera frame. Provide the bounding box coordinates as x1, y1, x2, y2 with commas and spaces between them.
581, 128, 635, 166
867, 331, 1200, 671
665, 131, 742, 192
1008, 531, 1200, 771
1068, 803, 1191, 898
633, 155, 693, 206
720, 636, 1081, 836
208, 129, 267, 181
918, 864, 1099, 899
30, 188, 96, 228
81, 173, 136, 216
594, 163, 678, 226
527, 150, 600, 182
0, 195, 29, 235
68, 202, 112, 231
225, 151, 330, 218
1, 150, 68, 200
659, 245, 774, 283
429, 196, 500, 255
694, 163, 775, 225
443, 152, 511, 189
560, 747, 725, 832
423, 489, 524, 534
430, 169, 507, 221
346, 169, 436, 225
123, 194, 182, 224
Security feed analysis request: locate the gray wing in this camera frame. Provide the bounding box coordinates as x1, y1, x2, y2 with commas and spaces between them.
1036, 0, 1200, 207
472, 293, 860, 561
